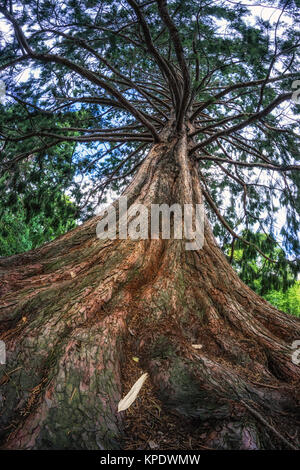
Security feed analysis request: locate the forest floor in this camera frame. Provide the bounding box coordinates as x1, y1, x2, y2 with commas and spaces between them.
121, 344, 213, 450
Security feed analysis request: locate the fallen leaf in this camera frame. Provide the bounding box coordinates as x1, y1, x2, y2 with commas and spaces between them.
22, 316, 27, 323
118, 372, 148, 412
70, 271, 76, 278
132, 357, 139, 362
69, 388, 77, 403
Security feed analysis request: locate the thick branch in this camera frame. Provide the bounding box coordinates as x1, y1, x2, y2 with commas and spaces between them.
156, 0, 191, 131
0, 7, 161, 142
190, 93, 293, 154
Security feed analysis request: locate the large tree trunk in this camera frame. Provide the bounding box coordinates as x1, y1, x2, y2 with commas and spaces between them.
0, 128, 299, 450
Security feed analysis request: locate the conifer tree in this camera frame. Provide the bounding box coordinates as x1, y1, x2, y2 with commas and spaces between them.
0, 0, 299, 450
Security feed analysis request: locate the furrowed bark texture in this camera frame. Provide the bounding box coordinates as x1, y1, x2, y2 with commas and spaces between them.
0, 128, 299, 450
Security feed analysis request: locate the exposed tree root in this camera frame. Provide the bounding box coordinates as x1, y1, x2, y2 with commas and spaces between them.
0, 137, 299, 450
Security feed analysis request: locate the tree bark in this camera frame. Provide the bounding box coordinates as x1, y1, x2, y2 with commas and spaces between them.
0, 126, 299, 450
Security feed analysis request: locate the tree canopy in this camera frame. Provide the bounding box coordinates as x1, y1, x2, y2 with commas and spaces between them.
0, 0, 299, 268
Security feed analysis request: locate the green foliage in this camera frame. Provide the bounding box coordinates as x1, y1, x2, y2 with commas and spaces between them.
0, 102, 79, 256
0, 194, 77, 257
227, 230, 298, 294
263, 282, 300, 317
225, 230, 300, 316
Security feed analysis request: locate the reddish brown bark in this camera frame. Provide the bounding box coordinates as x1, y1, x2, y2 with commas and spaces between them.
0, 129, 299, 450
